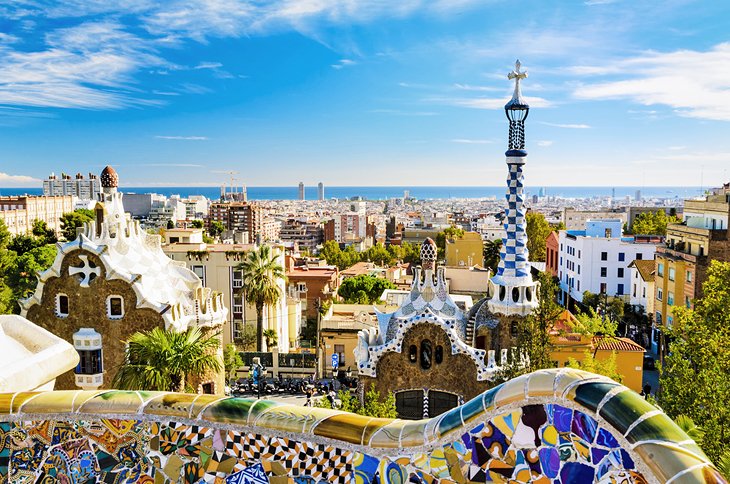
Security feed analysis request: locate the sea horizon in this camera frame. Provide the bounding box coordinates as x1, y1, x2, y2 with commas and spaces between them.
0, 185, 705, 201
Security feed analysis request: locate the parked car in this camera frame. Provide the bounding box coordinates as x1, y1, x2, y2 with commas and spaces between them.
643, 354, 656, 370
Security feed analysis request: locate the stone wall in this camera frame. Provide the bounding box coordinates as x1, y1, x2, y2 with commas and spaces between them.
25, 249, 164, 390
361, 322, 491, 404
0, 369, 722, 483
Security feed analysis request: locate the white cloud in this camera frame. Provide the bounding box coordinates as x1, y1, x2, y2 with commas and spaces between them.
451, 138, 492, 144
573, 43, 730, 121
443, 96, 552, 110
155, 135, 209, 140
540, 122, 591, 129
453, 83, 500, 92
0, 172, 41, 187
537, 140, 554, 147
194, 61, 223, 69
369, 109, 438, 116
331, 58, 356, 69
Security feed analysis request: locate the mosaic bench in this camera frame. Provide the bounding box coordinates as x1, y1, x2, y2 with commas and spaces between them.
0, 368, 723, 483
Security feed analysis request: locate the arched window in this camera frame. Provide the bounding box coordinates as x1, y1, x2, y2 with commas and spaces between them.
409, 345, 418, 363
526, 287, 532, 302
56, 293, 69, 317
499, 286, 506, 301
420, 340, 433, 370
512, 287, 520, 303
107, 296, 124, 319
435, 345, 443, 364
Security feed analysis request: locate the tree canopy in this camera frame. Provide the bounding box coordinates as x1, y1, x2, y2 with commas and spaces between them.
526, 211, 551, 262
59, 209, 94, 241
112, 327, 221, 392
659, 260, 730, 462
319, 240, 420, 270
483, 239, 502, 273
337, 274, 395, 304
630, 210, 681, 236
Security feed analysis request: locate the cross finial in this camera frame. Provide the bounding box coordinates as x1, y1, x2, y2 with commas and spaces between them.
507, 59, 527, 102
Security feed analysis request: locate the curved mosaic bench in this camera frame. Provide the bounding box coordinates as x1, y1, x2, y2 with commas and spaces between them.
0, 368, 723, 483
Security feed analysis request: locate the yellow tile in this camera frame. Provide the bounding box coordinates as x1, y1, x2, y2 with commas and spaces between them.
312, 412, 372, 444
71, 390, 105, 412
17, 390, 79, 414
190, 394, 228, 419
143, 393, 201, 418
361, 417, 395, 446
253, 404, 320, 434
526, 371, 557, 398
368, 419, 408, 449
399, 420, 428, 447
77, 390, 144, 415
633, 442, 710, 482
0, 393, 17, 414
494, 375, 527, 407
10, 392, 41, 414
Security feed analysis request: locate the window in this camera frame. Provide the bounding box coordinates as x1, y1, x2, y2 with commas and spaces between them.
657, 288, 663, 301
686, 271, 692, 283
668, 292, 674, 305
655, 311, 662, 324
420, 340, 432, 370
334, 344, 345, 366
642, 287, 646, 298
232, 270, 243, 288
667, 315, 674, 328
657, 263, 664, 277
76, 349, 102, 374
409, 345, 418, 363
578, 250, 581, 258
617, 268, 624, 278
56, 294, 69, 317
577, 280, 580, 291
617, 284, 624, 295
633, 284, 637, 297
297, 282, 307, 293
600, 282, 607, 293
192, 265, 205, 285
600, 267, 607, 277
601, 251, 608, 261
636, 253, 643, 260
605, 228, 612, 238
577, 265, 581, 274
668, 267, 675, 281
107, 296, 124, 318
618, 252, 625, 262
685, 295, 691, 308
560, 257, 563, 266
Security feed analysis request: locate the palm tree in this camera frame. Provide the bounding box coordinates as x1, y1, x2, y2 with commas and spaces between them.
113, 327, 221, 392
237, 245, 286, 351
263, 329, 278, 351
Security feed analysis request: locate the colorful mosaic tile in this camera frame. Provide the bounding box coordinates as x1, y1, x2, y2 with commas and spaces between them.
0, 368, 722, 483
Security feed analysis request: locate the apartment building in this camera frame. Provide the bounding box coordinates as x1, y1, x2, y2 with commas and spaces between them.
557, 219, 662, 307
280, 218, 323, 253
43, 172, 100, 200
209, 201, 278, 242
0, 195, 74, 236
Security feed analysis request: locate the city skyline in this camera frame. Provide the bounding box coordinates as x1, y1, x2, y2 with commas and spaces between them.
1, 1, 729, 188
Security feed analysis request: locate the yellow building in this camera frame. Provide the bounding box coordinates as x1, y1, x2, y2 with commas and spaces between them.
319, 304, 384, 376
0, 195, 74, 236
445, 232, 484, 267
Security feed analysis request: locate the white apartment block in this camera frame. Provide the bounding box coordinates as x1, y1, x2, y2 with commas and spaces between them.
43, 172, 101, 200
557, 219, 661, 305
562, 207, 627, 231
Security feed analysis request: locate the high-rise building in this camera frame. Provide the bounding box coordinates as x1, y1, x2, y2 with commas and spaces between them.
298, 182, 305, 201
43, 172, 101, 200
317, 182, 324, 201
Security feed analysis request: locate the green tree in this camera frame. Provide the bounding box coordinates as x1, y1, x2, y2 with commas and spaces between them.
0, 220, 15, 314
166, 219, 176, 229
262, 329, 278, 350
59, 209, 94, 241
237, 245, 286, 351
363, 243, 393, 266
659, 261, 730, 461
7, 234, 45, 256
526, 211, 551, 262
435, 227, 465, 260
316, 384, 398, 418
112, 327, 221, 392
31, 220, 57, 245
518, 272, 562, 373
5, 244, 56, 309
574, 307, 618, 337
337, 274, 395, 304
631, 210, 681, 236
567, 350, 623, 383
190, 220, 204, 229
483, 239, 502, 273
223, 343, 244, 380
236, 325, 257, 351
209, 221, 225, 238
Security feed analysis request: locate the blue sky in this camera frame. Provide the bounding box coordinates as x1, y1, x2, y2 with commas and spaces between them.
0, 0, 729, 187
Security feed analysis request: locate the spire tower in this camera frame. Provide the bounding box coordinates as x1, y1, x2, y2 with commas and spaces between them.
488, 60, 539, 316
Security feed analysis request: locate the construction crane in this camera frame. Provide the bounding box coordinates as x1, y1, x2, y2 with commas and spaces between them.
212, 170, 241, 198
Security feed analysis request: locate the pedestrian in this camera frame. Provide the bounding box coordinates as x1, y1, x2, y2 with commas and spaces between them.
305, 388, 312, 407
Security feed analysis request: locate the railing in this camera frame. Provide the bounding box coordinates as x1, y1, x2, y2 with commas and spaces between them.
278, 352, 317, 368
239, 352, 273, 367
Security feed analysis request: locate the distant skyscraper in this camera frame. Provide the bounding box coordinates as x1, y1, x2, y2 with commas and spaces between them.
298, 182, 305, 201
539, 187, 546, 197
404, 190, 410, 200
635, 190, 641, 201
318, 182, 324, 201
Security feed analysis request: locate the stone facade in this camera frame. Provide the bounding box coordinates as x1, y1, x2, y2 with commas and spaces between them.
25, 249, 164, 390
360, 322, 490, 404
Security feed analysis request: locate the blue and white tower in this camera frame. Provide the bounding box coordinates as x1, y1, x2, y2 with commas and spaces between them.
488, 60, 540, 316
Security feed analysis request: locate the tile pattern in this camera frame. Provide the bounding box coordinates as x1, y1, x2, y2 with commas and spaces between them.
0, 369, 723, 483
